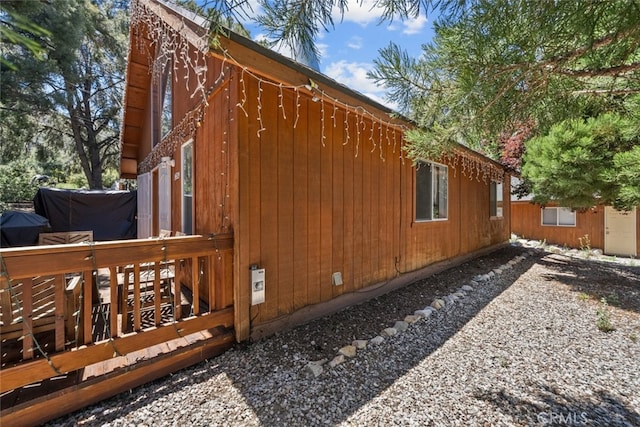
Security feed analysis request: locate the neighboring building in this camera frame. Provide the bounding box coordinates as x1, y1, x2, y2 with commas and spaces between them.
511, 179, 639, 256
121, 0, 511, 341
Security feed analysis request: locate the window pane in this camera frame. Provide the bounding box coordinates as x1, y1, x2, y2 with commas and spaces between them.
415, 162, 432, 220
161, 68, 172, 138
542, 208, 557, 225
182, 142, 193, 234
490, 182, 503, 217
490, 183, 497, 216
433, 165, 448, 219
496, 182, 503, 217
558, 207, 576, 226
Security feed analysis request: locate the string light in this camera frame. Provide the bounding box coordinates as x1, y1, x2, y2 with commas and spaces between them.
237, 69, 248, 117
343, 110, 349, 146
132, 0, 505, 186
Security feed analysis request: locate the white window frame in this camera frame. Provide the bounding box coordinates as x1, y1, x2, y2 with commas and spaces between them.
158, 158, 172, 232
137, 172, 152, 239
541, 207, 576, 227
150, 55, 172, 148
415, 160, 448, 222
490, 181, 504, 218
181, 140, 193, 235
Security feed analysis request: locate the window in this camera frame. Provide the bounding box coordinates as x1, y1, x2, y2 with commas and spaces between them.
137, 172, 152, 239
158, 158, 171, 232
151, 58, 172, 147
490, 181, 503, 217
182, 141, 193, 235
415, 161, 448, 221
542, 207, 576, 226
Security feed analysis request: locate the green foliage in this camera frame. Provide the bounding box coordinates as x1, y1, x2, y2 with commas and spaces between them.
522, 113, 640, 210
0, 159, 40, 211
1, 0, 128, 189
596, 297, 615, 333
368, 0, 640, 161
0, 3, 52, 71
611, 146, 640, 210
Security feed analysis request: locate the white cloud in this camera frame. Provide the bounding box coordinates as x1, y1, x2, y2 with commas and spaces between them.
402, 14, 428, 35
347, 36, 363, 50
323, 60, 396, 109
333, 0, 383, 26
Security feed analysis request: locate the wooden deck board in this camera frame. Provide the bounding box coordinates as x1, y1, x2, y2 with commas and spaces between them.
1, 329, 234, 427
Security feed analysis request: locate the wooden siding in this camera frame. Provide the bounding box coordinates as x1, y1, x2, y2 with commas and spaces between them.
512, 202, 640, 254
511, 202, 605, 249
228, 68, 510, 339
233, 77, 407, 328
400, 164, 511, 273
131, 20, 511, 341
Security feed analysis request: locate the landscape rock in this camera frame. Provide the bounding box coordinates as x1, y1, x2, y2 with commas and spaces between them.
305, 362, 324, 377
431, 299, 446, 310
382, 327, 398, 337
404, 314, 421, 324
394, 320, 409, 332
414, 309, 433, 318
352, 340, 368, 349
338, 345, 357, 358
461, 285, 474, 292
328, 355, 345, 368
369, 336, 384, 345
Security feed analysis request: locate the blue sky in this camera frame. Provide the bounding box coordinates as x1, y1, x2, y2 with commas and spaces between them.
239, 1, 436, 109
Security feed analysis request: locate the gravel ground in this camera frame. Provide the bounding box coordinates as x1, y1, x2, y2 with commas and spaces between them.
48, 243, 640, 426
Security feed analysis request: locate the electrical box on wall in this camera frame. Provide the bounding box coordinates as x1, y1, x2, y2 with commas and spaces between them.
251, 266, 265, 305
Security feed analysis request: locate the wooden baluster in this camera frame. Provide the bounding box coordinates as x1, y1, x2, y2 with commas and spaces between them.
82, 270, 93, 345
207, 255, 220, 311
174, 259, 181, 320
23, 278, 34, 360
120, 267, 129, 334
133, 264, 141, 331
154, 262, 161, 326
191, 256, 199, 315
109, 267, 118, 338
54, 274, 65, 351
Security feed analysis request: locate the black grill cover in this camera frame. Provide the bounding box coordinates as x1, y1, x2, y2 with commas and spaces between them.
0, 211, 51, 247
33, 188, 137, 241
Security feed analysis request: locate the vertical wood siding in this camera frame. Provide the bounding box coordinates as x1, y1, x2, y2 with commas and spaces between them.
228, 70, 509, 333
165, 50, 510, 339
511, 202, 605, 249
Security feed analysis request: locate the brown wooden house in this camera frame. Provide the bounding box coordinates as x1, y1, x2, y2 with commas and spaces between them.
511, 199, 639, 257
121, 0, 511, 342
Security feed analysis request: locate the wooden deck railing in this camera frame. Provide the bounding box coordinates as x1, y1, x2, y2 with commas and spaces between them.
0, 234, 234, 393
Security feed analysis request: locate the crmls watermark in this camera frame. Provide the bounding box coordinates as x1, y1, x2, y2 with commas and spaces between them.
537, 411, 589, 425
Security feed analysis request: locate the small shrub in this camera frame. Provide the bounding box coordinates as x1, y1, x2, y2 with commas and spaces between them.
577, 292, 590, 301
596, 298, 615, 332
578, 234, 591, 258
606, 293, 620, 306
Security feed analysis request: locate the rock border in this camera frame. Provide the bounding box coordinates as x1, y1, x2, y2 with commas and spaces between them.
304, 250, 535, 377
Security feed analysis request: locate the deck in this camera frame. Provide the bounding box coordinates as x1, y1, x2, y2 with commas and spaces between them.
0, 234, 235, 426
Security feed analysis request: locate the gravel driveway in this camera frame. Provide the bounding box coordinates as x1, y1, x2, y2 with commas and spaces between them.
48, 244, 640, 426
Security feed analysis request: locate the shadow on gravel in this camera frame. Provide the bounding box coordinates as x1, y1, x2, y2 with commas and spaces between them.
48, 245, 544, 426
536, 254, 640, 315
476, 384, 640, 426
209, 246, 542, 425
